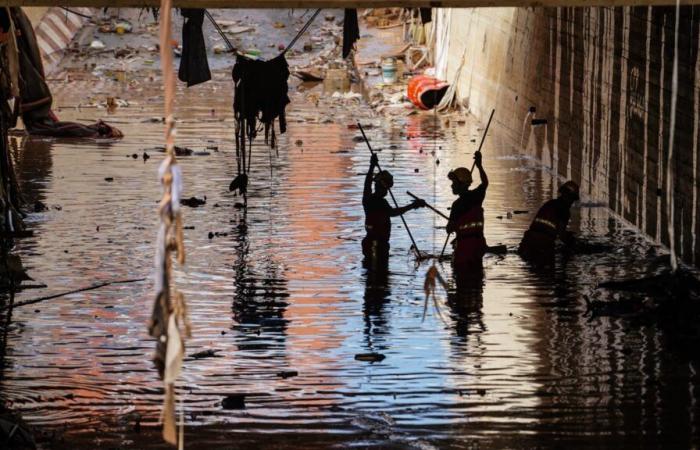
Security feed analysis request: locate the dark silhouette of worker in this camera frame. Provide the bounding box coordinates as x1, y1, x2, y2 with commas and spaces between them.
518, 180, 579, 263
446, 151, 488, 281
362, 153, 424, 263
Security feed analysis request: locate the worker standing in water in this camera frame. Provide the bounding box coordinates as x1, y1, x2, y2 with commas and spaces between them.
518, 181, 579, 264
446, 151, 488, 281
362, 153, 425, 264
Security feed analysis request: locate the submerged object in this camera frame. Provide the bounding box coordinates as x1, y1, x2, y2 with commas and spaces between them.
355, 353, 385, 362
407, 75, 449, 110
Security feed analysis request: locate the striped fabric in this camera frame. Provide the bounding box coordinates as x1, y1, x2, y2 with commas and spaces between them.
33, 7, 91, 73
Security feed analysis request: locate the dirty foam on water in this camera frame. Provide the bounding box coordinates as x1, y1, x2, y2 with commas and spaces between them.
2, 73, 699, 448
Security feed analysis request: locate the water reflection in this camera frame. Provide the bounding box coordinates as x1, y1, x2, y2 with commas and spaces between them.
0, 75, 698, 448
447, 275, 485, 340
362, 256, 391, 352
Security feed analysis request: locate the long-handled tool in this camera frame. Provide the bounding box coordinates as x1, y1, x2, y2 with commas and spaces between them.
357, 122, 422, 259
439, 109, 496, 260
408, 191, 507, 256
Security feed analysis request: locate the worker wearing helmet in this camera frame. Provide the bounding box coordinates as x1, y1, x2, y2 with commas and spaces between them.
446, 151, 488, 278
518, 180, 580, 263
362, 153, 425, 263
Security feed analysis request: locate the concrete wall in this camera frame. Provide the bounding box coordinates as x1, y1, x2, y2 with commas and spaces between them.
438, 6, 700, 265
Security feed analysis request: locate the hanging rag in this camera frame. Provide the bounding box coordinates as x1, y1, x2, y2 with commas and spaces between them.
342, 9, 359, 59
178, 9, 211, 87
232, 53, 290, 151
420, 8, 432, 24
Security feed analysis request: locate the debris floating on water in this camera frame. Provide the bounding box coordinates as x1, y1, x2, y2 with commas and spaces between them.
355, 353, 385, 362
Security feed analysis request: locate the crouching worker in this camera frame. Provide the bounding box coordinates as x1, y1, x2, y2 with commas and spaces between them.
446, 151, 488, 280
518, 181, 579, 264
362, 153, 425, 264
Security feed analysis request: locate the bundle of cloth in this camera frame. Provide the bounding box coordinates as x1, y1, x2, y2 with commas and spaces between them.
10, 8, 122, 139
231, 53, 290, 151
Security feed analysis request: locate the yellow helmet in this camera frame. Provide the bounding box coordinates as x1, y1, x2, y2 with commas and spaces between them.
447, 167, 472, 185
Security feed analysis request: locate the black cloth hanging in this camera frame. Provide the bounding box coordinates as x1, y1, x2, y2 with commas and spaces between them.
178, 9, 211, 87
419, 8, 432, 24
232, 53, 290, 151
342, 9, 359, 59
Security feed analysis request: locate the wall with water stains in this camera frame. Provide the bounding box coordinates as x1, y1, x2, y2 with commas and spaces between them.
439, 6, 700, 266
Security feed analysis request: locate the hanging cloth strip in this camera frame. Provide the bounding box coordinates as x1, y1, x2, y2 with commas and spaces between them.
178, 9, 211, 87
342, 9, 359, 59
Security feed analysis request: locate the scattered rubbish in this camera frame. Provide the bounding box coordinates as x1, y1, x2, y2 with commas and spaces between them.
100, 19, 133, 34
180, 196, 206, 207
295, 139, 303, 147
143, 152, 150, 161
189, 349, 222, 359
152, 145, 194, 156
90, 39, 106, 50
222, 394, 246, 409
213, 44, 228, 54
273, 21, 286, 28
277, 370, 298, 379
104, 177, 114, 182
355, 353, 385, 362
293, 69, 324, 82
225, 25, 255, 34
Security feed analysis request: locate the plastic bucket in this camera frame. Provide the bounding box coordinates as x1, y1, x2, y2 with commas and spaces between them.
381, 58, 398, 84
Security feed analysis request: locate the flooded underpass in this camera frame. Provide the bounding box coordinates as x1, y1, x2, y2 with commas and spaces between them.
2, 23, 700, 450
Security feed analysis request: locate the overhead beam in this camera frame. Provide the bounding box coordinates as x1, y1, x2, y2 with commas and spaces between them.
3, 0, 697, 8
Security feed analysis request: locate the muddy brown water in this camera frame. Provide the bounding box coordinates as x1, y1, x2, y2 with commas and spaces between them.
1, 73, 699, 449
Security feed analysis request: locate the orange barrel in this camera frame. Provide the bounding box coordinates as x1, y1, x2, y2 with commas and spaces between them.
407, 75, 450, 110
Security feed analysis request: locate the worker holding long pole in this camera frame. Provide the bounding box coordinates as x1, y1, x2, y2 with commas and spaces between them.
359, 124, 425, 265
444, 110, 494, 283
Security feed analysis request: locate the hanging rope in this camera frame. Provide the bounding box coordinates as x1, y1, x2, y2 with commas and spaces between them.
204, 10, 236, 53
59, 7, 92, 20
282, 8, 322, 55
150, 1, 191, 446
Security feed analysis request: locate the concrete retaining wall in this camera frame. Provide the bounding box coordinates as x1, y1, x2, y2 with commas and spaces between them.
438, 6, 700, 265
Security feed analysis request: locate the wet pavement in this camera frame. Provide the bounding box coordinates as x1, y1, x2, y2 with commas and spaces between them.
1, 9, 700, 450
